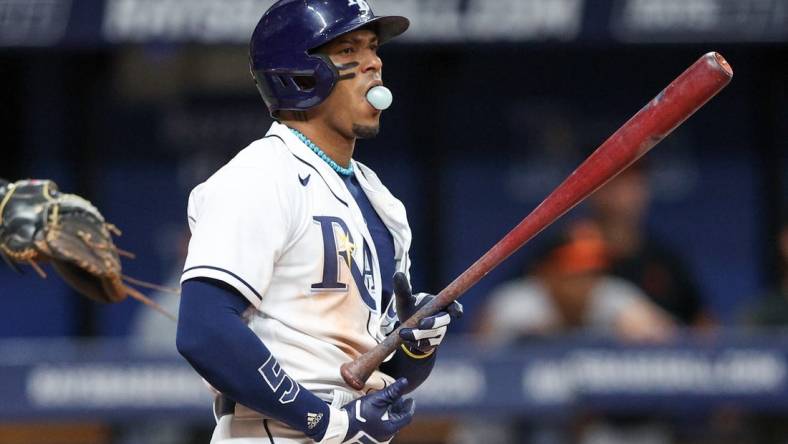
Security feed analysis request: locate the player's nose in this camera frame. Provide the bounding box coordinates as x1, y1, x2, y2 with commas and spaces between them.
361, 51, 382, 74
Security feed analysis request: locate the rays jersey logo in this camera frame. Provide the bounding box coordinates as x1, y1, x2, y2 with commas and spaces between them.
312, 216, 377, 311
348, 0, 371, 15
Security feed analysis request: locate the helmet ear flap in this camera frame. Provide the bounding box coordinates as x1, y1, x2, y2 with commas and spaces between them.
292, 75, 316, 92
249, 55, 258, 86
300, 54, 340, 108
250, 54, 340, 117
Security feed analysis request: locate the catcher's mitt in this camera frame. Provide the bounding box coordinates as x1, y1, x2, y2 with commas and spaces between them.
0, 179, 175, 319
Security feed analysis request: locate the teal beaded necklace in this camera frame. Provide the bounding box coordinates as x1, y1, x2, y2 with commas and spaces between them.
290, 128, 354, 176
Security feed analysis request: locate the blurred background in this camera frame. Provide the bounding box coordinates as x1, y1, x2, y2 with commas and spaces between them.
0, 0, 786, 443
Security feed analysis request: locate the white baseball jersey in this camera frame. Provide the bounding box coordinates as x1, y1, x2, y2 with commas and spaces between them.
181, 121, 412, 415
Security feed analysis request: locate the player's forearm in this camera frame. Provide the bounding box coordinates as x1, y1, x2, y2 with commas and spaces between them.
177, 279, 332, 441
379, 347, 436, 394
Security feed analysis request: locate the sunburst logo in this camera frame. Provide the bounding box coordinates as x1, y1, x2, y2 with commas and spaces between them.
337, 232, 357, 268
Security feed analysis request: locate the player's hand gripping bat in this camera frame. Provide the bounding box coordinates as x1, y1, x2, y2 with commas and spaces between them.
341, 52, 733, 390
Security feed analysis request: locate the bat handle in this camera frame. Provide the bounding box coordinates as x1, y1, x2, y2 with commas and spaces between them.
341, 297, 448, 390
341, 333, 400, 390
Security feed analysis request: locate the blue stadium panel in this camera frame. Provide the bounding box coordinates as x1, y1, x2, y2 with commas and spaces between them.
648, 154, 760, 322
93, 164, 188, 337
0, 269, 77, 337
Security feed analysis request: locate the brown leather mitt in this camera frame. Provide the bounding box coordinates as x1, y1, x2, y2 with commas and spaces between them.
0, 179, 174, 319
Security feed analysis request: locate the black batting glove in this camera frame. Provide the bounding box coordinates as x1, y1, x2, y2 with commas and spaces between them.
393, 272, 463, 357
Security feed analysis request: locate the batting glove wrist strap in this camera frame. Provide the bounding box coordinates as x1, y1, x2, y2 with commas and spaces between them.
399, 343, 434, 360
330, 377, 415, 444
317, 407, 350, 444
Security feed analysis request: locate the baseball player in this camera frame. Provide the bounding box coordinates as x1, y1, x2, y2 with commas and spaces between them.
176, 1, 462, 443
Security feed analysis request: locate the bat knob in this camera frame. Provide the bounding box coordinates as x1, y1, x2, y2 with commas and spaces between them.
341, 362, 366, 390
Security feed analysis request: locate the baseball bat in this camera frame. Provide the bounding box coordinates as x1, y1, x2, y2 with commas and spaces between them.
341, 52, 733, 390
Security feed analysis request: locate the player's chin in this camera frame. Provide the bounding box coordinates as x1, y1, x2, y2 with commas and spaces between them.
352, 122, 380, 139
351, 102, 382, 139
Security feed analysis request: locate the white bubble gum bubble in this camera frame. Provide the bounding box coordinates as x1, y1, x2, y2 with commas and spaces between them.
366, 86, 393, 111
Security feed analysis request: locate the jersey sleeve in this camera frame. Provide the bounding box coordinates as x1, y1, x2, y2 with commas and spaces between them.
181, 166, 297, 308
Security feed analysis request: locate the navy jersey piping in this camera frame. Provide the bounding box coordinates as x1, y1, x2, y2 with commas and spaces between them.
182, 265, 263, 301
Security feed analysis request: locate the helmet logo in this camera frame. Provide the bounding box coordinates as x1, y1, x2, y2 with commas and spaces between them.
348, 0, 371, 15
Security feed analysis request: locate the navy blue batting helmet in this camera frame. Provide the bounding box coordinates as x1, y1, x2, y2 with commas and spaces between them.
250, 0, 409, 117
